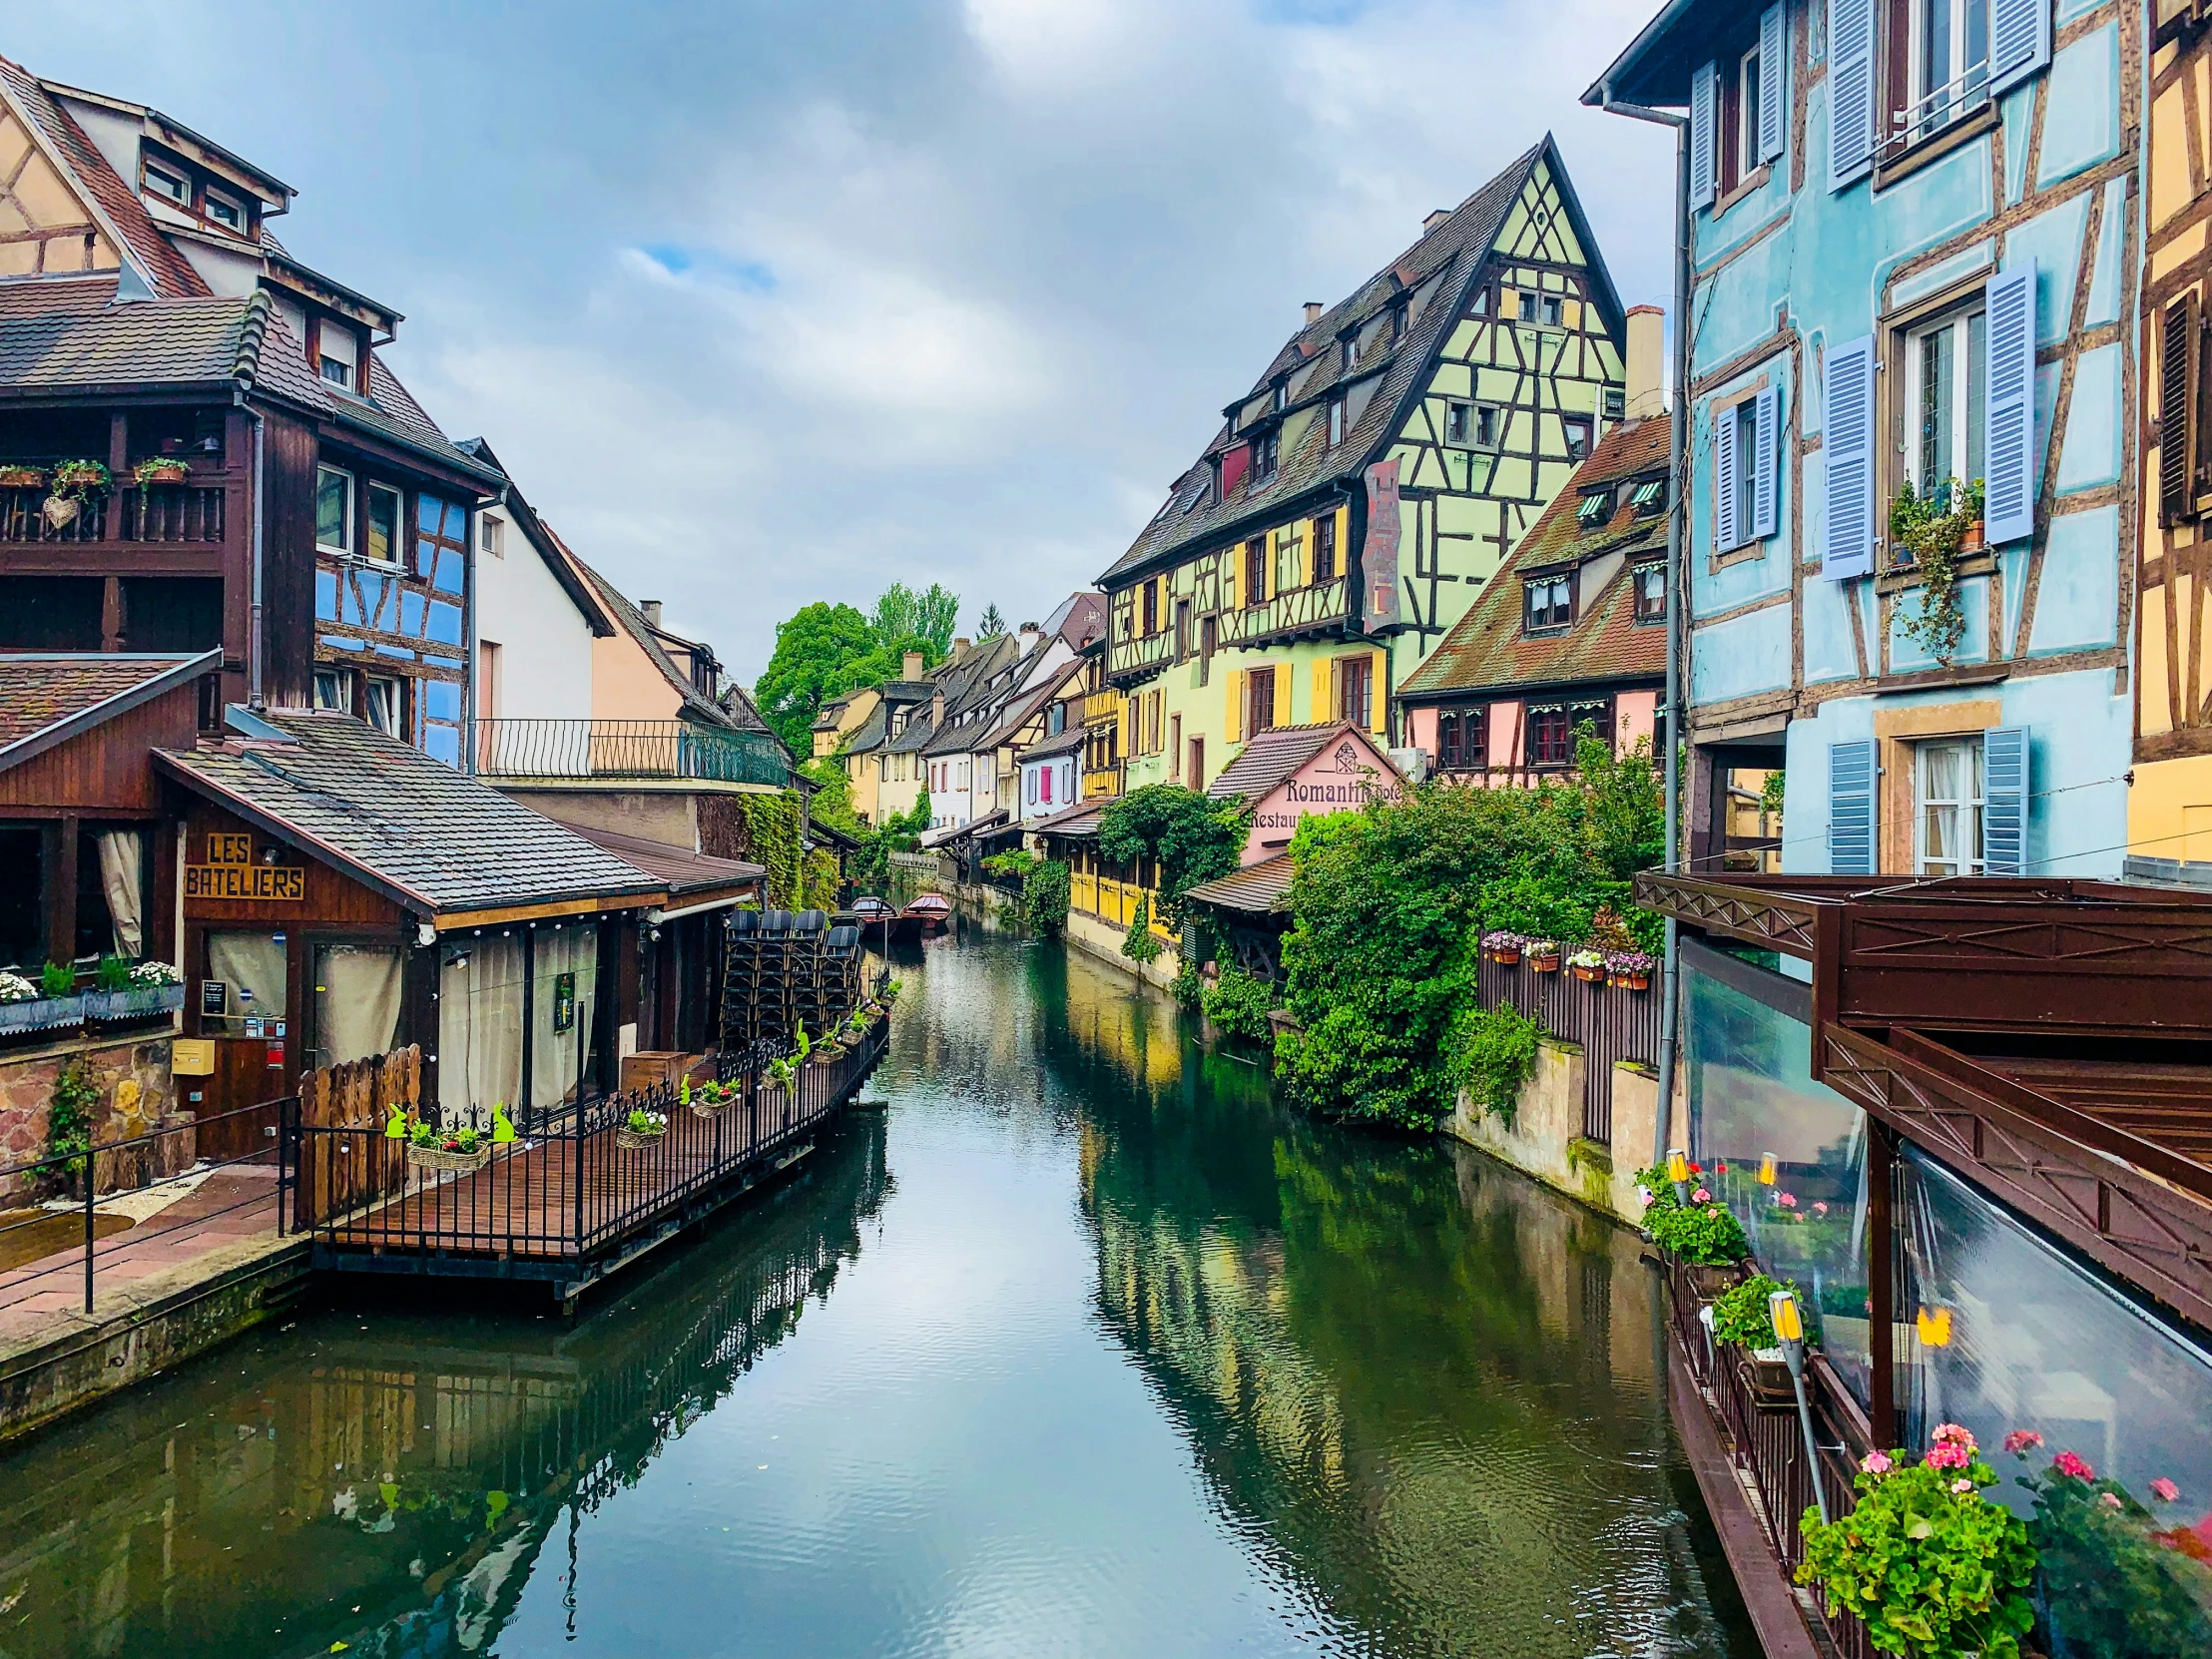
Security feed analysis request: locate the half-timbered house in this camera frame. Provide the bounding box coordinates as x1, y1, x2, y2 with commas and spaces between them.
1098, 137, 1629, 796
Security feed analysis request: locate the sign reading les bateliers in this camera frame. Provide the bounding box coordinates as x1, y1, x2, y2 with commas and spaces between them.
185, 830, 304, 902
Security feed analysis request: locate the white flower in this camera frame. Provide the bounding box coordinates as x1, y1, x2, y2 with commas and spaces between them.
128, 960, 183, 987
0, 971, 38, 1004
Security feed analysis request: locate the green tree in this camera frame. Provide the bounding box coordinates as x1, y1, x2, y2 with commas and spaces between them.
1097, 785, 1248, 930
974, 604, 1007, 639
754, 602, 875, 755
869, 583, 959, 665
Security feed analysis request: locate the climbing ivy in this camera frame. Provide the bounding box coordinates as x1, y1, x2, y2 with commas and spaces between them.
735, 791, 839, 910
49, 1056, 98, 1187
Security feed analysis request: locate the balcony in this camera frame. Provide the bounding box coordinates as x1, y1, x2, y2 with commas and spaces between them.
0, 482, 232, 545
478, 719, 789, 788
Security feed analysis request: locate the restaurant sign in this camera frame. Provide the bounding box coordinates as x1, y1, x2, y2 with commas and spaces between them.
1250, 738, 1406, 836
186, 831, 304, 901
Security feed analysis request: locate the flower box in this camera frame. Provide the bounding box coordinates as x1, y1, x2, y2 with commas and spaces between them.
1526, 947, 1560, 973
1684, 1261, 1741, 1303
1569, 963, 1603, 982
407, 1142, 489, 1174
615, 1126, 667, 1151
0, 992, 87, 1034
1488, 946, 1521, 966
1609, 969, 1651, 991
1736, 1345, 1797, 1405
0, 466, 45, 489
136, 460, 190, 486
81, 984, 187, 1022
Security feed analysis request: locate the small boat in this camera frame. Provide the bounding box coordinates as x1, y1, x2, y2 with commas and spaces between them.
846, 895, 896, 923
892, 893, 953, 939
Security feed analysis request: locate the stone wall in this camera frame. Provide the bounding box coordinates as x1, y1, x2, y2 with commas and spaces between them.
1444, 1040, 1666, 1228
1063, 905, 1183, 993
0, 1034, 184, 1204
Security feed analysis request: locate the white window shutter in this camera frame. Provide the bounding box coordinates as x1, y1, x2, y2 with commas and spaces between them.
1752, 385, 1780, 540
1690, 62, 1718, 211
1714, 400, 1742, 552
1982, 727, 2029, 875
1983, 263, 2037, 546
1824, 335, 1877, 578
1759, 4, 1787, 163
1828, 0, 1876, 189
1829, 740, 1877, 875
1989, 0, 2051, 96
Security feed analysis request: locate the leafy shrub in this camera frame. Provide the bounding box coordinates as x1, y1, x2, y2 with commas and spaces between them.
1203, 967, 1274, 1040
95, 954, 133, 992
1798, 1427, 2035, 1659
1712, 1273, 1796, 1350
1451, 1001, 1541, 1124
2008, 1438, 2212, 1658
981, 848, 1037, 880
1120, 893, 1163, 963
1020, 858, 1070, 937
1648, 1191, 1750, 1264
1098, 785, 1248, 929
39, 960, 74, 999
49, 1057, 98, 1181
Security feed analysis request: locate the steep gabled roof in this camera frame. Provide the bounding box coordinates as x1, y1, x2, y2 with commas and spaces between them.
1101, 136, 1622, 588
1207, 721, 1399, 804
0, 650, 218, 768
1399, 415, 1670, 699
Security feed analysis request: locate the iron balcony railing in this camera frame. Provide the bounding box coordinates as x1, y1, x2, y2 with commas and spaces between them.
478, 719, 789, 786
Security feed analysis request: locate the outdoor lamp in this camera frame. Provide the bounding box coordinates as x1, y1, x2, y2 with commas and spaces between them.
1759, 1152, 1778, 1187
1770, 1287, 1830, 1523
1916, 1306, 1953, 1348
1666, 1147, 1691, 1206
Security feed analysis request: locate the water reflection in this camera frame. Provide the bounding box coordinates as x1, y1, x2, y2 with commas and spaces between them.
0, 1113, 890, 1658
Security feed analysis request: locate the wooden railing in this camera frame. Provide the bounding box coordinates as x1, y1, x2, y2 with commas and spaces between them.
0, 482, 234, 544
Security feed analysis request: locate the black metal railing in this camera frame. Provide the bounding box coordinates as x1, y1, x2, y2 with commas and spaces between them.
476, 719, 788, 786
0, 1097, 294, 1317
1476, 954, 1660, 1143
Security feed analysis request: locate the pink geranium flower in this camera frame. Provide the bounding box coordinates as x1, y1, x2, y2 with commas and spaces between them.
1778, 1192, 1799, 1208
1813, 1201, 1830, 1215
2100, 1492, 2125, 1511
2053, 1450, 2094, 1481
1932, 1423, 1976, 1450
1691, 1187, 1711, 1204
2002, 1429, 2044, 1455
1926, 1442, 1971, 1471
1860, 1450, 1894, 1476
2151, 1477, 2182, 1503
1951, 1478, 1975, 1494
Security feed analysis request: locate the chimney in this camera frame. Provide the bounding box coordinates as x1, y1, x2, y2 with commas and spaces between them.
1422, 208, 1451, 235
1625, 305, 1666, 420
902, 650, 924, 680
639, 599, 663, 628
931, 687, 944, 728
1016, 623, 1042, 655
1303, 301, 1324, 325
951, 636, 971, 661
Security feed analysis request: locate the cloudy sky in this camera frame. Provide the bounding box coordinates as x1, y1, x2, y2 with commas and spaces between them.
5, 0, 1675, 682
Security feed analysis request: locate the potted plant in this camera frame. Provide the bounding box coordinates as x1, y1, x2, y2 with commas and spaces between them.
0, 464, 46, 489
880, 977, 902, 1004
1607, 950, 1656, 991
43, 459, 110, 530
1713, 1272, 1801, 1402
1566, 947, 1607, 983
1647, 1177, 1752, 1299
1482, 930, 1524, 966
1525, 938, 1561, 973
765, 1053, 798, 1098
134, 455, 191, 490
615, 1106, 668, 1150
1798, 1425, 2036, 1659
689, 1077, 740, 1118
1889, 476, 1981, 665
405, 1118, 489, 1173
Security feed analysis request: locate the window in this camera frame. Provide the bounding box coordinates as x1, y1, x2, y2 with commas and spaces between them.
143, 162, 188, 203
1328, 396, 1345, 447
1246, 667, 1277, 737
1252, 428, 1280, 486
363, 483, 401, 567
1341, 336, 1358, 371
1524, 574, 1572, 632
1736, 44, 1764, 186
1569, 698, 1616, 747
1147, 690, 1163, 754
1906, 0, 1991, 147
1630, 476, 1667, 516
1273, 524, 1303, 593
1526, 707, 1574, 768
1576, 488, 1614, 528
1336, 656, 1373, 729
478, 641, 502, 723
312, 668, 350, 712
1244, 539, 1267, 608
1730, 398, 1760, 544
481, 514, 505, 558
1562, 416, 1593, 461
1604, 385, 1626, 421
1142, 579, 1159, 637
205, 190, 246, 232
1517, 291, 1563, 326
1313, 514, 1337, 584
1445, 401, 1475, 447
1475, 403, 1500, 448
1272, 381, 1289, 412
315, 466, 352, 553
1917, 736, 1985, 875
1436, 705, 1488, 771
317, 325, 358, 389
365, 676, 403, 738
1633, 562, 1668, 623
1905, 298, 1987, 521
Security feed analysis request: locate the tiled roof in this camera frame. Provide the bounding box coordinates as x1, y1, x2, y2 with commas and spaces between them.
0, 58, 210, 299
565, 824, 765, 897
567, 555, 780, 746
156, 710, 662, 921
1183, 852, 1295, 915
0, 285, 264, 387
0, 651, 213, 759
1030, 799, 1110, 839
326, 355, 501, 482
1398, 415, 1669, 699
1017, 724, 1087, 763
1208, 722, 1386, 804
1102, 137, 1618, 586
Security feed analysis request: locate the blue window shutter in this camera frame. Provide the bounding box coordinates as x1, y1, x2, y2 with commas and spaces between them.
1759, 4, 1787, 163
1714, 400, 1741, 551
1982, 727, 2028, 874
1989, 0, 2050, 96
1828, 0, 1876, 189
1830, 741, 1877, 874
1753, 385, 1780, 540
1824, 334, 1877, 578
1690, 62, 1718, 211
1983, 264, 2037, 546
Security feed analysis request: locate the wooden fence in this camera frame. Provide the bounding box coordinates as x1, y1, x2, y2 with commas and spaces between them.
1474, 955, 1659, 1145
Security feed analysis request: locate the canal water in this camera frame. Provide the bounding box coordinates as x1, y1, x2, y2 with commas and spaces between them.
0, 932, 1751, 1658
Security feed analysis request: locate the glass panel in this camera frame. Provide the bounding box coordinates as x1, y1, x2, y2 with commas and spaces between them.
364, 485, 399, 566
310, 942, 402, 1069
205, 930, 286, 1035
421, 680, 461, 724
1897, 1151, 2212, 1650
1684, 959, 1874, 1403
433, 549, 465, 595
438, 935, 524, 1115
365, 679, 400, 736
399, 591, 425, 635
1967, 308, 1987, 487
315, 469, 348, 550
1919, 323, 1954, 488
358, 574, 388, 629
314, 569, 338, 622
529, 925, 599, 1108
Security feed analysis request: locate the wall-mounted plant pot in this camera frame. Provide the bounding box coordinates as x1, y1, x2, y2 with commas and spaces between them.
407, 1142, 489, 1173
1609, 971, 1651, 992
138, 461, 190, 485
1489, 947, 1521, 966
0, 467, 46, 489
0, 993, 86, 1034
615, 1126, 667, 1152
1959, 520, 1985, 554
1683, 1261, 1742, 1302
1527, 953, 1560, 974
82, 984, 186, 1022
1569, 964, 1603, 983
1738, 1347, 1798, 1406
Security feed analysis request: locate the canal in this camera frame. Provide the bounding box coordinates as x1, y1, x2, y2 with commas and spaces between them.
0, 932, 1752, 1658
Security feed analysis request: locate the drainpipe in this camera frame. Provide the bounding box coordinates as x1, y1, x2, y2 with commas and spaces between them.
1599, 83, 1691, 1170
235, 387, 268, 711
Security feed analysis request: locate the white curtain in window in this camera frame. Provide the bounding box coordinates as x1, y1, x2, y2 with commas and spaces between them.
207, 931, 286, 1023
96, 829, 145, 957
312, 943, 402, 1069
439, 935, 524, 1114
529, 924, 599, 1108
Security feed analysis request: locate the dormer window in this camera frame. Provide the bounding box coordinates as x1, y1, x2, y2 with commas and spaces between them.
1251, 428, 1279, 486
1523, 574, 1573, 633
1328, 396, 1345, 447
1341, 337, 1358, 371
1575, 489, 1613, 528
1633, 563, 1668, 623
1631, 477, 1667, 517
1273, 381, 1288, 413
205, 190, 246, 232
317, 323, 359, 390
143, 162, 188, 204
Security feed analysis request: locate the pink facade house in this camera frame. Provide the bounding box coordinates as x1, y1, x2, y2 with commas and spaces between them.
1396, 415, 1667, 785
1206, 722, 1409, 866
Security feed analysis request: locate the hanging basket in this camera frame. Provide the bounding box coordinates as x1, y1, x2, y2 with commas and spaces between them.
1488, 946, 1521, 966
1569, 963, 1603, 983
616, 1126, 667, 1151
1527, 949, 1561, 974
1610, 970, 1651, 992
407, 1142, 489, 1173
